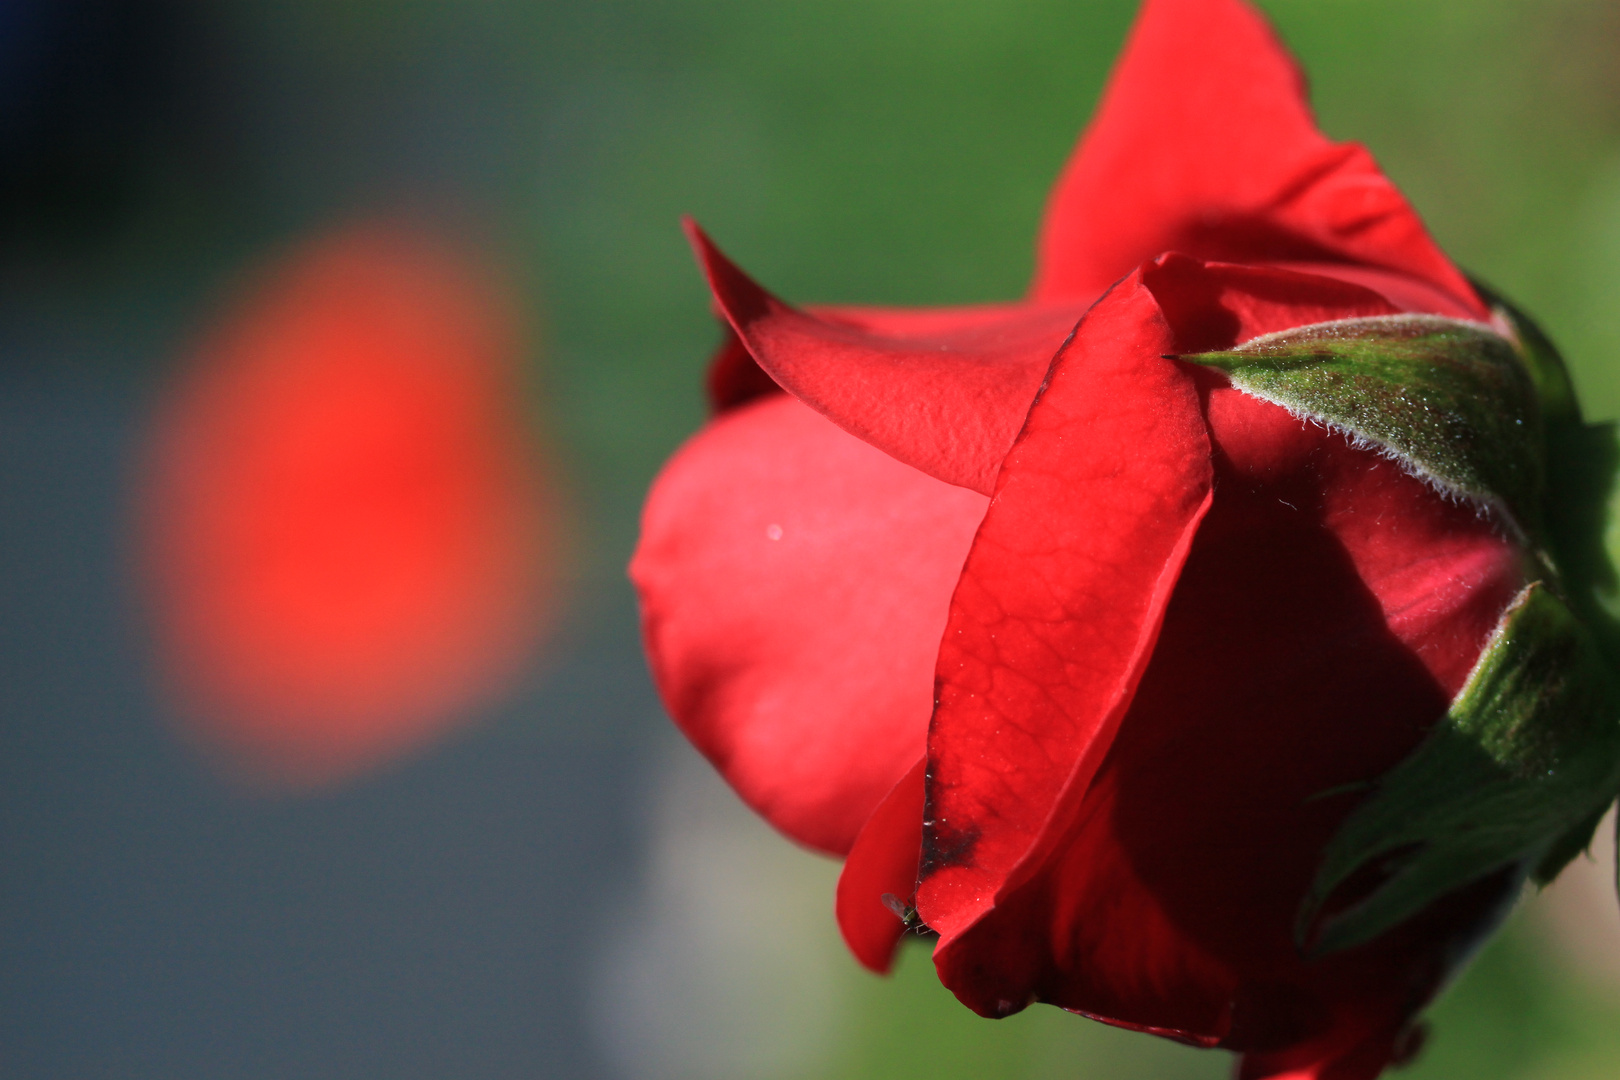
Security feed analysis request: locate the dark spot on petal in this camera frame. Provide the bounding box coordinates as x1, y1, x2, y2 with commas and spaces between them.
919, 763, 981, 878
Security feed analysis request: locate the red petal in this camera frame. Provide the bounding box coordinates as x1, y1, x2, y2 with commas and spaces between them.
707, 327, 783, 413
930, 427, 1517, 1032
916, 269, 1214, 946
921, 257, 1521, 1068
685, 221, 1088, 494
1031, 0, 1483, 319
1237, 1020, 1404, 1080
1141, 254, 1401, 352
1272, 263, 1482, 322
836, 758, 926, 973
631, 394, 988, 855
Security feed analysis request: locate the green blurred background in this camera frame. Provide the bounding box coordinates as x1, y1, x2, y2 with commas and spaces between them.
6, 1, 1620, 1077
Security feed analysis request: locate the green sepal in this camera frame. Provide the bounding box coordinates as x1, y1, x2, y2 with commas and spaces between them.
1531, 799, 1611, 886
1472, 278, 1581, 428
1297, 582, 1620, 956
1476, 289, 1620, 664
1183, 314, 1545, 543
1544, 422, 1620, 640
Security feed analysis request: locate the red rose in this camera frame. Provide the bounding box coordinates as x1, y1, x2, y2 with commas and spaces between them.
631, 0, 1620, 1077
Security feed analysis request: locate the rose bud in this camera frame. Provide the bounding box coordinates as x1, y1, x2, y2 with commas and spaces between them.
629, 0, 1620, 1076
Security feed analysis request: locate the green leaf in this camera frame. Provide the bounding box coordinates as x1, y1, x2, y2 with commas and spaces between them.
1184, 314, 1545, 543
1298, 583, 1620, 956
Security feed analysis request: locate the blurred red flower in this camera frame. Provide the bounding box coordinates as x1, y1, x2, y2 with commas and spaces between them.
627, 0, 1620, 1076
139, 223, 565, 789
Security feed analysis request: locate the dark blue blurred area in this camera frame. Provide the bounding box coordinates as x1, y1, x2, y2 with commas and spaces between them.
0, 0, 231, 247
